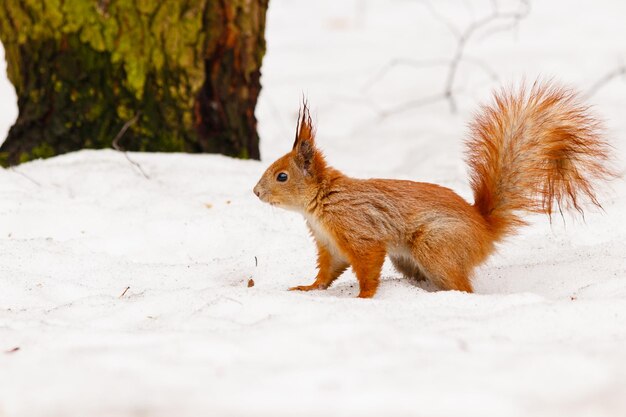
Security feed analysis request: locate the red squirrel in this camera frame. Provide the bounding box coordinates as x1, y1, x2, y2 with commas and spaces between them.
253, 81, 614, 298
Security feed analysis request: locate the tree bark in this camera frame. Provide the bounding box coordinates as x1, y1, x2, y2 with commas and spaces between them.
0, 0, 268, 166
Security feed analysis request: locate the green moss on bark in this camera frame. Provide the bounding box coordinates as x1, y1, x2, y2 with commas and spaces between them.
0, 0, 268, 166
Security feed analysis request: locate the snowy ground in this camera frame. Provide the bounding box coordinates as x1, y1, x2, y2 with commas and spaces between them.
1, 1, 626, 416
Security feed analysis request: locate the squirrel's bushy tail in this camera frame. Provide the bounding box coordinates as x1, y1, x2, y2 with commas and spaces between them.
466, 80, 614, 241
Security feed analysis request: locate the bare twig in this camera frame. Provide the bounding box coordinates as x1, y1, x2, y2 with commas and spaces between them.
112, 112, 150, 179
118, 286, 130, 298
439, 0, 531, 112
585, 65, 626, 99
9, 167, 41, 187
379, 93, 448, 119
362, 56, 499, 96
478, 0, 530, 41
366, 0, 530, 118
420, 0, 461, 38
361, 58, 449, 93
112, 113, 140, 150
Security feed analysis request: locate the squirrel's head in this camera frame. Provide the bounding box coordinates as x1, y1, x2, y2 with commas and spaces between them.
253, 102, 327, 211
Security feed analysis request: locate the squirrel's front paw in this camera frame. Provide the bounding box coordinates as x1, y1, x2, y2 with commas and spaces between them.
289, 284, 323, 292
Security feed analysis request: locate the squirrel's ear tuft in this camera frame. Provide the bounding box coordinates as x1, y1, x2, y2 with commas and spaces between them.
293, 100, 315, 150
292, 99, 319, 175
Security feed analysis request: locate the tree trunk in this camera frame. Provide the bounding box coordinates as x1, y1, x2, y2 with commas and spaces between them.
0, 0, 268, 166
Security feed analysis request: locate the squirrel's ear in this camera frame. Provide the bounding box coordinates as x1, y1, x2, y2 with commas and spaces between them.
293, 101, 317, 174
292, 100, 315, 149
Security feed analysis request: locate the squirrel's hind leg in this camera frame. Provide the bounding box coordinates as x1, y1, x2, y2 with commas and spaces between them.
410, 242, 474, 293
390, 255, 428, 282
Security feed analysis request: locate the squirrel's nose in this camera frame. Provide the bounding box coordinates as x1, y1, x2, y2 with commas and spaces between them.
253, 185, 261, 198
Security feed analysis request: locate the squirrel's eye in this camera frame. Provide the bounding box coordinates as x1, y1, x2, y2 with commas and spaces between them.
276, 172, 288, 182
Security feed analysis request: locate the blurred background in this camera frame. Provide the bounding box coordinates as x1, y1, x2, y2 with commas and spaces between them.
257, 0, 626, 191
2, 0, 625, 179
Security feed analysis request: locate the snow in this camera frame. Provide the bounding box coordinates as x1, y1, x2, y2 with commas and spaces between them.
1, 1, 626, 416
0, 42, 17, 143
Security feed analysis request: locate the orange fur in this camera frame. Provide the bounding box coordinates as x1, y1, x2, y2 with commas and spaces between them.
253, 83, 614, 298
467, 81, 614, 239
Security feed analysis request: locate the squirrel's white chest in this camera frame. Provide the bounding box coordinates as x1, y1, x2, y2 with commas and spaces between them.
304, 214, 346, 260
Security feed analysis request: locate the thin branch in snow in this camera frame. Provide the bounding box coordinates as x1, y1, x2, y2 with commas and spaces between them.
9, 167, 41, 187
585, 65, 626, 99
118, 286, 130, 298
112, 112, 150, 180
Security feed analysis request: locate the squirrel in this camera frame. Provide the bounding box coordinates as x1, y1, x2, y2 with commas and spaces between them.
253, 81, 614, 298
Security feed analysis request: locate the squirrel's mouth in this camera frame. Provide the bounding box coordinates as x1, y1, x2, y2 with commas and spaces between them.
255, 192, 270, 204
257, 194, 276, 205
